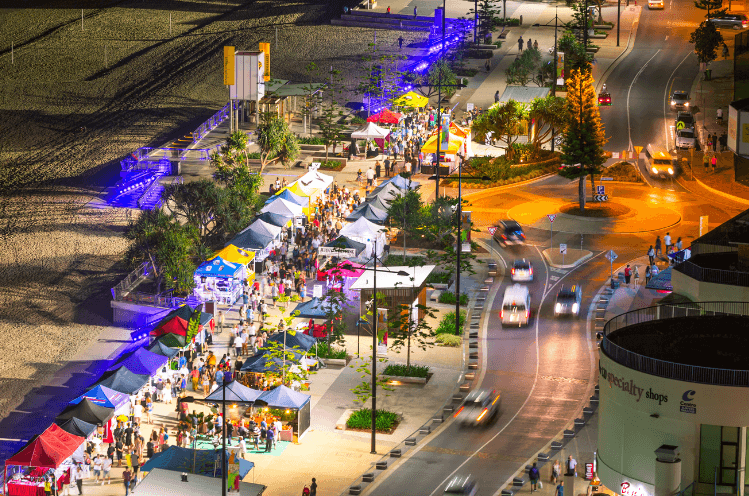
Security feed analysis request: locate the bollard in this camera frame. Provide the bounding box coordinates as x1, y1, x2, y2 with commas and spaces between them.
519, 15, 523, 25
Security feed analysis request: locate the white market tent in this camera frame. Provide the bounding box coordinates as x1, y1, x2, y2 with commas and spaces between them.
238, 218, 283, 240
350, 265, 436, 291
261, 197, 304, 218
132, 468, 265, 496
350, 122, 391, 139
298, 170, 334, 192
339, 217, 388, 259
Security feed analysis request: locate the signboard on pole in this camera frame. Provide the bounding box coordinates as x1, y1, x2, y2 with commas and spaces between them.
699, 215, 709, 236
440, 113, 450, 153
229, 51, 265, 101
605, 250, 618, 262
596, 185, 605, 195
556, 51, 565, 86
223, 46, 235, 85
560, 244, 567, 254
318, 246, 357, 257
547, 214, 557, 223
313, 285, 323, 298
258, 42, 270, 81
487, 226, 497, 236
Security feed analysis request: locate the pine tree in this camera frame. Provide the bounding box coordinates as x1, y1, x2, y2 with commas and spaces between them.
559, 69, 607, 211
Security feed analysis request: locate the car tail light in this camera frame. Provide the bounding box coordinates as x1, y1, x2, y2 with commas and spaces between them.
454, 406, 464, 418
476, 408, 489, 422
527, 310, 530, 320
492, 394, 501, 405
502, 235, 507, 240
529, 267, 533, 275
520, 233, 525, 238
511, 268, 515, 275
500, 309, 504, 319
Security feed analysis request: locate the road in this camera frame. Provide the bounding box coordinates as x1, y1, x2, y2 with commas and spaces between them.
600, 0, 704, 192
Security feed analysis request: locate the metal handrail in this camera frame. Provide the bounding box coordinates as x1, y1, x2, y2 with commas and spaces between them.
674, 260, 749, 287
193, 102, 231, 144
111, 261, 151, 300
602, 302, 749, 386
677, 481, 695, 496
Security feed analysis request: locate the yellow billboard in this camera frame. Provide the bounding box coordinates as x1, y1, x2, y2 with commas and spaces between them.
259, 42, 270, 82
223, 46, 235, 86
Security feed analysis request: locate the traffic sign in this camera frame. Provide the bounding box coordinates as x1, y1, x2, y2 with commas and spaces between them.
605, 250, 618, 262
676, 121, 685, 130
594, 194, 609, 202
560, 244, 567, 255
596, 185, 605, 195
634, 146, 643, 156
547, 214, 557, 223
488, 226, 497, 236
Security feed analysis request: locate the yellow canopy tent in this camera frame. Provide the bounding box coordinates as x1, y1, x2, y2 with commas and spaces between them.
287, 181, 315, 198
394, 91, 429, 108
421, 134, 464, 155
208, 244, 256, 282
429, 121, 469, 139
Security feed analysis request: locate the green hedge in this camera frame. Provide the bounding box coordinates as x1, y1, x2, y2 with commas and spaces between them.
296, 136, 326, 145
382, 255, 426, 267
436, 310, 467, 335
438, 291, 468, 306
316, 341, 347, 359
436, 333, 461, 346
347, 409, 399, 431
383, 364, 430, 378
426, 272, 452, 285
351, 116, 367, 125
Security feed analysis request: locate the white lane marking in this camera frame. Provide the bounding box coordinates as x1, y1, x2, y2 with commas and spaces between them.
662, 51, 695, 149
627, 49, 661, 154
550, 275, 560, 281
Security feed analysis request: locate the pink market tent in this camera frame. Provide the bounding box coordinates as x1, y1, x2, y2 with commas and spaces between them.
328, 261, 366, 278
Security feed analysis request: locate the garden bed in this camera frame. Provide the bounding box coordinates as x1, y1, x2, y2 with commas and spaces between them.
438, 291, 468, 306
383, 363, 429, 378
595, 161, 642, 182
345, 409, 401, 434
436, 310, 467, 335
444, 154, 560, 188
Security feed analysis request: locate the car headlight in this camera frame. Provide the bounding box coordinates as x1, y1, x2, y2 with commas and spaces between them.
555, 303, 562, 313
572, 303, 579, 314
685, 102, 689, 107
668, 167, 674, 175
670, 100, 676, 105
651, 167, 658, 174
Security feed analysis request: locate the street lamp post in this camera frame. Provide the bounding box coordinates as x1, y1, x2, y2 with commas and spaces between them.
435, 0, 446, 200
456, 155, 462, 337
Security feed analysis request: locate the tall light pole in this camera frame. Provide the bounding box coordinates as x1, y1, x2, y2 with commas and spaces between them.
435, 0, 446, 200
551, 7, 558, 152
455, 158, 462, 337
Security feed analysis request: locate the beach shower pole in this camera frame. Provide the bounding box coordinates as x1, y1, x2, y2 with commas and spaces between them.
82, 9, 84, 30
170, 13, 172, 36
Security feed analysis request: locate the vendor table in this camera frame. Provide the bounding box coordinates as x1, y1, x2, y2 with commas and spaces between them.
278, 429, 293, 442
7, 482, 44, 496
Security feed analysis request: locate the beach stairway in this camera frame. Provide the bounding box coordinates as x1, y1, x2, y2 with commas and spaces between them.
137, 175, 181, 210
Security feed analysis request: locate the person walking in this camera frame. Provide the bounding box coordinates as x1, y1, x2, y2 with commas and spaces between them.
414, 5, 417, 17
529, 462, 540, 492
74, 465, 83, 495
485, 58, 491, 72
398, 35, 404, 50
265, 426, 275, 452
555, 479, 564, 496
717, 106, 724, 122
566, 455, 577, 476
713, 136, 718, 152
518, 36, 524, 52
651, 263, 660, 277
633, 265, 640, 287
533, 39, 539, 51
123, 468, 133, 496
707, 133, 713, 151
645, 264, 652, 285
239, 436, 247, 459
310, 478, 318, 496
664, 232, 672, 254
703, 152, 710, 170
655, 236, 662, 257
647, 245, 655, 266
711, 154, 718, 171
552, 459, 561, 484
624, 264, 632, 287
527, 38, 532, 50
234, 332, 243, 357
495, 90, 500, 103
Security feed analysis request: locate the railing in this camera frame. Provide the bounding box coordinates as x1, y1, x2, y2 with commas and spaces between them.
114, 291, 200, 309
111, 261, 151, 301
602, 302, 749, 386
193, 102, 232, 144
675, 260, 749, 287
677, 481, 695, 496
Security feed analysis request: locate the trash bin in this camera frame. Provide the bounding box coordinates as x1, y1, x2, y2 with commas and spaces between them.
705, 69, 712, 81
611, 277, 620, 289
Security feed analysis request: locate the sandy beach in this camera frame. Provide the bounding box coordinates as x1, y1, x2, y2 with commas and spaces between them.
0, 0, 423, 424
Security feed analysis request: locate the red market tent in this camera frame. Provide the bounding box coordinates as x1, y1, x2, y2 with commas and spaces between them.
6, 424, 84, 468
150, 313, 189, 339
366, 109, 402, 124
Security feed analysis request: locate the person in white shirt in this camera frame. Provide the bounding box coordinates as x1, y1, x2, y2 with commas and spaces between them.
133, 403, 143, 426
101, 456, 112, 485
234, 333, 244, 357
664, 232, 672, 253
238, 437, 247, 459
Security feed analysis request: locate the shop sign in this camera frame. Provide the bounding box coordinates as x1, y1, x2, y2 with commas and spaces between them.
585, 463, 594, 480
599, 363, 668, 405
621, 481, 650, 496
680, 389, 697, 414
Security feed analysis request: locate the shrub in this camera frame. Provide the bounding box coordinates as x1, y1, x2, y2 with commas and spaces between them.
296, 135, 326, 145
383, 363, 430, 378
438, 291, 469, 306
435, 310, 467, 335
426, 271, 452, 285
316, 341, 347, 359
436, 333, 461, 346
247, 152, 262, 159
346, 408, 399, 431
318, 160, 344, 170
351, 116, 367, 125
382, 255, 426, 267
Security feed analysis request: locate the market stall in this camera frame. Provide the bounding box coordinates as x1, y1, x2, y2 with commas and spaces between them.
133, 468, 265, 496
268, 188, 310, 216
350, 121, 391, 155
107, 347, 168, 377
146, 339, 180, 358
209, 245, 256, 284
362, 193, 392, 214
428, 121, 473, 158
89, 366, 151, 395
346, 203, 388, 224
55, 399, 114, 427
149, 306, 192, 348
255, 386, 312, 441
339, 217, 388, 260
229, 219, 283, 262
383, 173, 420, 191
4, 425, 85, 496
54, 418, 97, 438
366, 181, 401, 201
261, 196, 304, 220
256, 210, 293, 228
318, 236, 367, 262
289, 298, 330, 338
69, 384, 130, 412
366, 109, 402, 124
193, 256, 245, 304
421, 134, 465, 175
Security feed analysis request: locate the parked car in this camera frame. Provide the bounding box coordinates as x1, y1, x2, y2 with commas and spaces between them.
444, 476, 478, 496
554, 285, 582, 317
675, 111, 695, 130
709, 14, 748, 29
676, 128, 696, 149
670, 91, 690, 109
648, 0, 664, 8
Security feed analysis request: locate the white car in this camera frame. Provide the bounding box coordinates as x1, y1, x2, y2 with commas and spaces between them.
676, 128, 696, 149
511, 259, 533, 282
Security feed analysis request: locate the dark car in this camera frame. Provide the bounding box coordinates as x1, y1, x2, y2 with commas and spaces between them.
554, 285, 582, 316
454, 389, 501, 426
444, 476, 478, 496
709, 14, 748, 29
675, 111, 694, 130
493, 220, 525, 247
670, 91, 690, 109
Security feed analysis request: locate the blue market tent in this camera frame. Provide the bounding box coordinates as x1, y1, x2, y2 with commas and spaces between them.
384, 174, 419, 191
240, 353, 285, 374
366, 194, 392, 213
108, 347, 168, 376
229, 222, 277, 251
141, 446, 254, 478
267, 331, 316, 352
256, 211, 292, 228
290, 298, 328, 319
94, 366, 150, 395
205, 381, 263, 403
346, 203, 388, 224
267, 188, 309, 208
195, 256, 242, 279
55, 417, 98, 438
146, 338, 179, 358
255, 385, 310, 409
70, 384, 130, 411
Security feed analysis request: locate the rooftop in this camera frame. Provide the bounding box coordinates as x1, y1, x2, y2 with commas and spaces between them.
350, 265, 435, 291
693, 207, 749, 248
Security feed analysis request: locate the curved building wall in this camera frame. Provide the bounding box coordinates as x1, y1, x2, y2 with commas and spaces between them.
598, 352, 749, 495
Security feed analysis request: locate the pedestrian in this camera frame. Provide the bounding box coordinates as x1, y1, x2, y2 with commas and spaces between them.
713, 135, 717, 152
664, 232, 672, 253
234, 332, 243, 357
717, 106, 724, 122
624, 264, 631, 287
239, 436, 247, 459
310, 478, 318, 496
485, 58, 491, 72
566, 455, 577, 476
647, 245, 655, 265
676, 236, 683, 251
414, 5, 417, 17
494, 90, 500, 103
645, 264, 652, 285
123, 468, 132, 496
552, 459, 561, 484
707, 134, 713, 151
633, 265, 640, 287
651, 263, 660, 277
398, 35, 404, 50
74, 465, 83, 495
655, 236, 662, 257
92, 455, 102, 483
265, 425, 275, 452
703, 152, 709, 170
533, 39, 539, 51
722, 43, 729, 59
366, 167, 375, 190
711, 154, 718, 171
518, 36, 524, 52
387, 5, 391, 14
529, 462, 540, 492
555, 479, 564, 496
527, 38, 532, 50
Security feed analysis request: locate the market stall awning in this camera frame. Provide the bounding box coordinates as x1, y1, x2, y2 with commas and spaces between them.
429, 121, 470, 139
229, 226, 275, 251
339, 217, 387, 241
261, 197, 304, 218
255, 385, 311, 409
384, 174, 420, 191
329, 260, 367, 278
150, 311, 189, 340
256, 211, 293, 228
56, 398, 114, 426
290, 297, 330, 319
421, 134, 464, 154
287, 181, 315, 197
195, 256, 243, 279
367, 182, 401, 201
393, 91, 429, 108
146, 339, 180, 358
350, 122, 391, 139
319, 235, 366, 257
268, 188, 310, 209
208, 245, 255, 265
140, 449, 254, 479
55, 417, 97, 438
205, 381, 263, 403
5, 424, 85, 469
298, 170, 334, 192
107, 347, 169, 377
267, 331, 317, 352
346, 203, 388, 224
155, 332, 187, 349
364, 194, 392, 213
70, 384, 130, 411
367, 109, 402, 124
93, 366, 151, 395
240, 353, 285, 373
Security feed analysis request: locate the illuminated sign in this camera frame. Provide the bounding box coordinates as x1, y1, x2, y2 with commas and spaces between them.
223, 46, 235, 86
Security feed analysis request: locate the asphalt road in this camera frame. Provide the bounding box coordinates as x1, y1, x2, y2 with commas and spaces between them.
600, 0, 704, 192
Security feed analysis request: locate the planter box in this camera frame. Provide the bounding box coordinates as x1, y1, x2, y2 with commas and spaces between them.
586, 47, 600, 53
323, 357, 348, 367
590, 33, 608, 39
381, 374, 427, 385
594, 24, 613, 30
430, 283, 449, 290
471, 43, 498, 50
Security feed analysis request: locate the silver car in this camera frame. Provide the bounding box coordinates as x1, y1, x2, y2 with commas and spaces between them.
511, 259, 534, 282
676, 128, 696, 149
454, 389, 501, 426
444, 476, 478, 496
